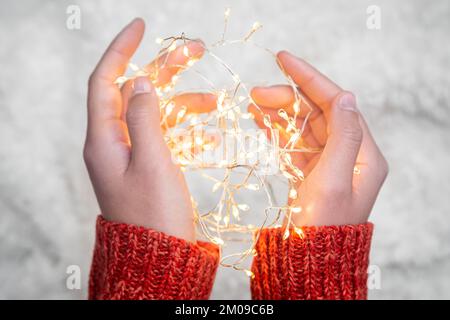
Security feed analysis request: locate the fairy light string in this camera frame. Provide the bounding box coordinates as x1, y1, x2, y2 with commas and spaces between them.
114, 9, 358, 278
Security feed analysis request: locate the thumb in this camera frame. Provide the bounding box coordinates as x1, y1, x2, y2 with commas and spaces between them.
126, 76, 166, 164
315, 92, 363, 189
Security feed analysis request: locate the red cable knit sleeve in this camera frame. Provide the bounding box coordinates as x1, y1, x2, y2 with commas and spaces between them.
89, 216, 220, 300
251, 223, 373, 300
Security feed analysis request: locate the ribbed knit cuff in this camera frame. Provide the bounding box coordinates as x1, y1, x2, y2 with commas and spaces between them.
251, 223, 373, 300
89, 216, 219, 300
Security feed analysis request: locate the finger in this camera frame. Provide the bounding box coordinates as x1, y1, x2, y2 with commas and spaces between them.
251, 85, 327, 145
120, 79, 134, 121
163, 92, 217, 127
126, 76, 167, 165
276, 51, 343, 113
314, 92, 363, 189
145, 40, 205, 88
353, 116, 388, 199
251, 85, 318, 118
276, 53, 386, 194
248, 101, 322, 152
248, 104, 308, 169
87, 18, 145, 142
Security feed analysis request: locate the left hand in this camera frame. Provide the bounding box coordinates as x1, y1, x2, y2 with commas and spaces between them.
84, 18, 216, 242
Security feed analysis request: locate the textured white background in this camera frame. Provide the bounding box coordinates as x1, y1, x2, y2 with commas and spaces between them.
0, 0, 449, 299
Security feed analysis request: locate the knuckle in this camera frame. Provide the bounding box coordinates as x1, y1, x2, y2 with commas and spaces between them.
126, 104, 149, 127
83, 143, 95, 166
342, 122, 363, 144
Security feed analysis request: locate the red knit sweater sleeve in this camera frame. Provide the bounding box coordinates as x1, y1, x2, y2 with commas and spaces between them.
251, 223, 373, 300
89, 216, 220, 300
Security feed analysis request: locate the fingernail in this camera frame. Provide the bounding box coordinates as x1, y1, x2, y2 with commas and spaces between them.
338, 94, 357, 112
133, 76, 152, 94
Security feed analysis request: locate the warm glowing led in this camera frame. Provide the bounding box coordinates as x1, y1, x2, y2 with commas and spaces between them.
282, 171, 296, 181
189, 115, 200, 125
263, 115, 271, 128
286, 123, 296, 133
176, 106, 187, 121
187, 59, 196, 67
294, 227, 305, 239
278, 109, 289, 121
195, 136, 204, 145
245, 184, 260, 191
244, 270, 255, 279
171, 75, 179, 84
168, 42, 177, 52
240, 113, 254, 120
165, 102, 175, 116
238, 204, 250, 211
288, 132, 301, 146
183, 46, 190, 57
283, 228, 290, 240
252, 21, 261, 30
212, 181, 222, 192
293, 101, 300, 114
289, 188, 298, 199
155, 37, 164, 45
128, 62, 139, 71
212, 237, 224, 245
114, 76, 128, 85
291, 207, 302, 214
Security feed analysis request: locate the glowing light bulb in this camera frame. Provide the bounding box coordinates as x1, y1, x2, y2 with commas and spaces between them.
289, 188, 298, 199
212, 181, 222, 192
238, 204, 250, 211
183, 46, 190, 57
187, 59, 196, 67
283, 228, 290, 240
291, 207, 302, 214
293, 100, 300, 114
252, 21, 261, 30
114, 76, 128, 85
294, 227, 305, 239
245, 184, 260, 191
244, 269, 255, 279
212, 237, 224, 245
168, 42, 177, 52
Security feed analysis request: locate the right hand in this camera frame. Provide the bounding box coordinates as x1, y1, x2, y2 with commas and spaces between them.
249, 51, 388, 227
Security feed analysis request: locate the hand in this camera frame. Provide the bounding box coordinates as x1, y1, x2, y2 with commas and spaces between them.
84, 18, 216, 242
249, 51, 388, 227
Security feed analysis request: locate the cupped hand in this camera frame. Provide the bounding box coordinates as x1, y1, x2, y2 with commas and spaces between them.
84, 18, 216, 242
249, 51, 388, 227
